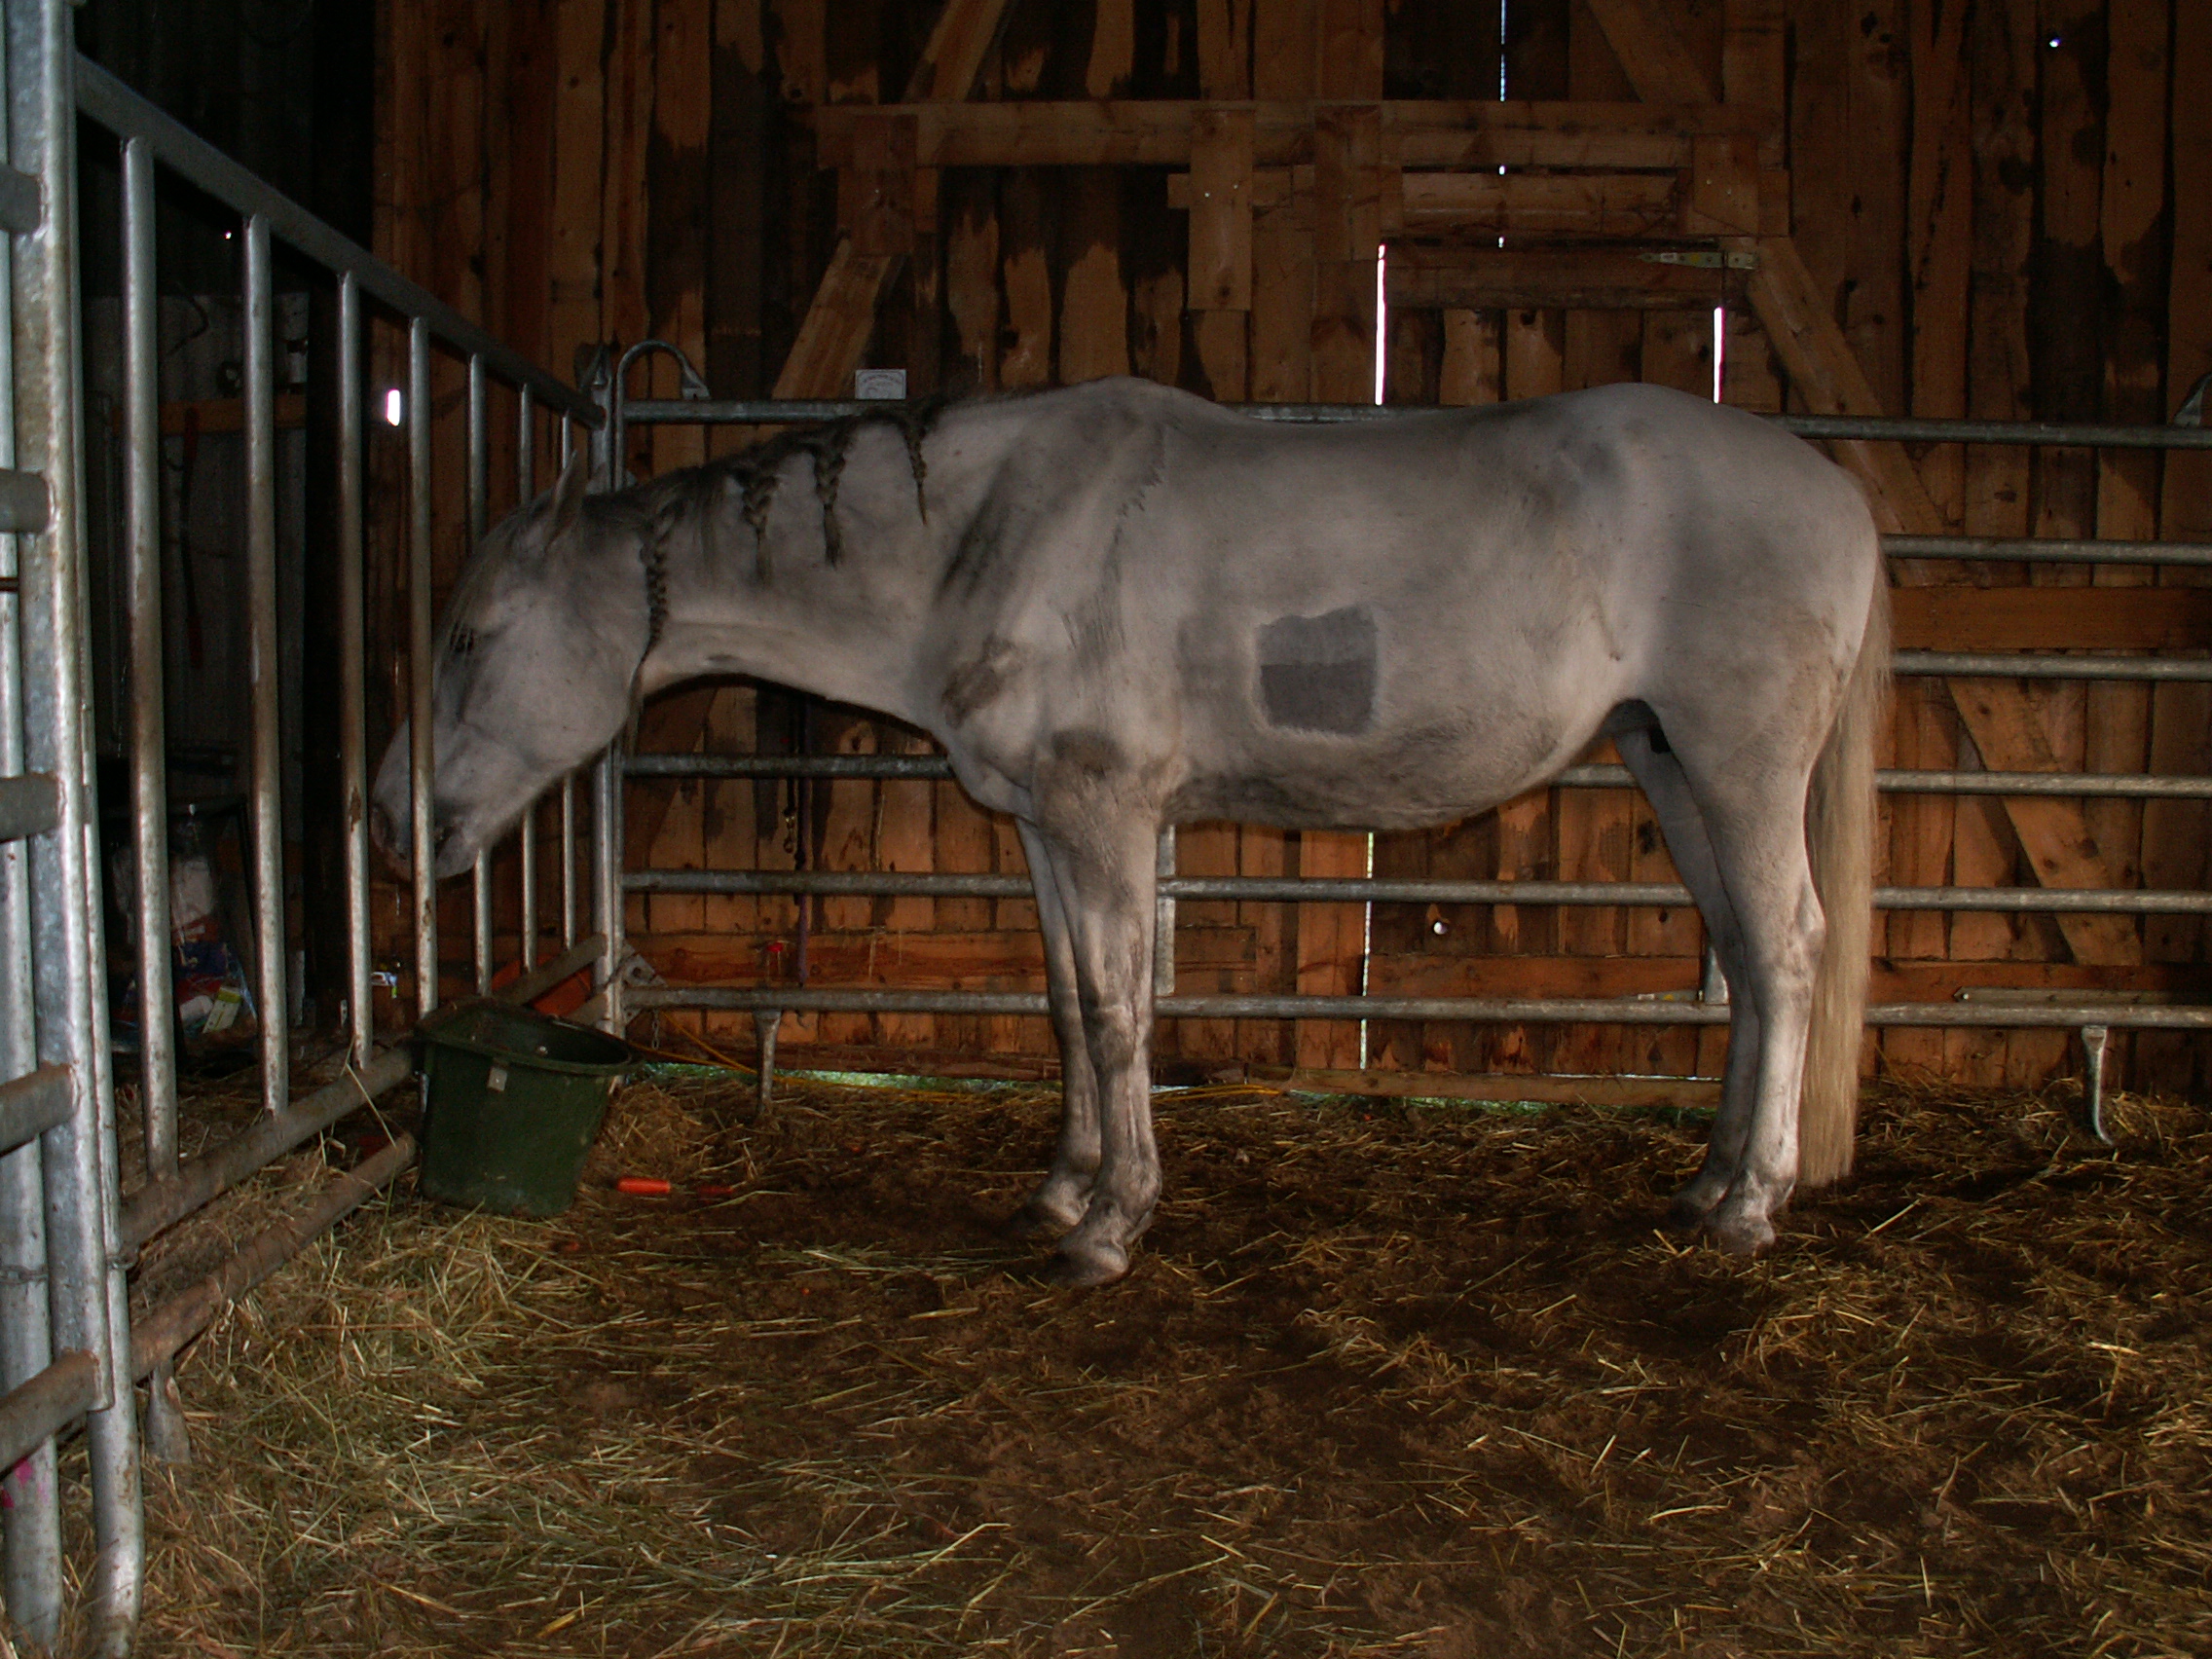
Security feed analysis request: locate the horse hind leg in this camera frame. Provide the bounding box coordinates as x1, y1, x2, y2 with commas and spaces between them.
1005, 821, 1100, 1239
1616, 727, 1760, 1229
1671, 754, 1826, 1255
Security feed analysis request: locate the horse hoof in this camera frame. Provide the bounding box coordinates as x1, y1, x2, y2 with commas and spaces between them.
1705, 1209, 1776, 1256
1664, 1191, 1716, 1231
1046, 1244, 1129, 1288
1002, 1201, 1078, 1242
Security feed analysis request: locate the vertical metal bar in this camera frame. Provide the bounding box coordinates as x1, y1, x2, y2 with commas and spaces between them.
10, 3, 143, 1643
338, 274, 370, 1066
467, 356, 491, 996
122, 138, 172, 1172
561, 770, 577, 948
0, 12, 58, 1638
243, 213, 286, 1116
594, 745, 625, 1032
517, 390, 537, 967
126, 131, 190, 1471
2081, 1025, 2112, 1145
408, 318, 436, 1015
1153, 826, 1176, 998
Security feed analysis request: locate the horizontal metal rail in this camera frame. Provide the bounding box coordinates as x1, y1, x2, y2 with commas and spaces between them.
0, 1063, 69, 1157
624, 867, 2212, 915
129, 1135, 418, 1383
625, 751, 2212, 799
71, 57, 599, 426
619, 397, 2212, 451
0, 1349, 99, 1476
627, 983, 2212, 1032
1883, 534, 2212, 566
1896, 651, 2212, 682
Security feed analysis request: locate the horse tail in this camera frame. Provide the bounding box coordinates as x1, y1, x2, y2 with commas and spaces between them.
1799, 572, 1890, 1188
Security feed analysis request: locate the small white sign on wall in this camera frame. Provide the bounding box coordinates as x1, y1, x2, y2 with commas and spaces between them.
855, 368, 907, 400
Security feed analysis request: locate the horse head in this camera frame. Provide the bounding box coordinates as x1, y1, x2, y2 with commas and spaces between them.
370, 453, 646, 879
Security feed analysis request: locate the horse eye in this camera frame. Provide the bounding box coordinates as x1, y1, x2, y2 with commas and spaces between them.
449, 623, 478, 658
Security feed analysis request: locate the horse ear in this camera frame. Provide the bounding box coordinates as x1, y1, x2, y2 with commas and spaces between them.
548, 448, 591, 533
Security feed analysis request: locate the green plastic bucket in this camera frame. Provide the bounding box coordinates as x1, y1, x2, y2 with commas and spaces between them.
417, 1000, 634, 1217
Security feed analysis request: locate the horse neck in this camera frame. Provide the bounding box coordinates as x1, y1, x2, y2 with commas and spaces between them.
636, 414, 1011, 724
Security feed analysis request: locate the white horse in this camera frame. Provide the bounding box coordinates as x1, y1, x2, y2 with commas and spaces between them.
374, 378, 1888, 1286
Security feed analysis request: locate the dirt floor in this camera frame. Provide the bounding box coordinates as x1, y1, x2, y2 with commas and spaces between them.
36, 1065, 2212, 1655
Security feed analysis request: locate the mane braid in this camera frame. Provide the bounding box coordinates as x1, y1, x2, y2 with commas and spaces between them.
711, 395, 954, 579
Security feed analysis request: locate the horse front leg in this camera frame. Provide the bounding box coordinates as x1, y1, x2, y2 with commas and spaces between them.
1004, 820, 1100, 1239
1026, 810, 1161, 1288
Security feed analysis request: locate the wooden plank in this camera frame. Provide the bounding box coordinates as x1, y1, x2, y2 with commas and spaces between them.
943, 168, 1000, 391
771, 240, 902, 396
1251, 0, 1316, 99
1720, 0, 1784, 112
812, 99, 1780, 171
903, 0, 1015, 100
998, 168, 1053, 387
1389, 245, 1731, 312
1059, 168, 1129, 383
1315, 0, 1382, 98
647, 0, 713, 475
1248, 192, 1311, 401
1398, 169, 1683, 235
1087, 0, 1135, 96
1891, 586, 2212, 650
838, 109, 918, 257
1438, 309, 1501, 406
1188, 108, 1254, 310
2145, 0, 2212, 1020
1197, 0, 1253, 98
1582, 0, 1714, 102
2086, 0, 2174, 995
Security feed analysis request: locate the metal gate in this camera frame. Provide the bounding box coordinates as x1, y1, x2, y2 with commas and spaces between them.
0, 4, 603, 1648
596, 378, 2212, 1124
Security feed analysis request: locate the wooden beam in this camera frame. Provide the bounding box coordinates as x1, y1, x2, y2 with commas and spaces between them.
1891, 587, 2212, 651
813, 99, 1780, 171
903, 0, 1015, 101
770, 238, 901, 398
1188, 107, 1255, 310
1388, 245, 1735, 312
1172, 168, 1696, 239
1582, 0, 1715, 103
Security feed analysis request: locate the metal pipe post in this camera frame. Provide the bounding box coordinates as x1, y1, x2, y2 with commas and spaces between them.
10, 1, 143, 1640
121, 137, 173, 1173
561, 771, 577, 948
242, 213, 287, 1117
594, 745, 625, 1032
517, 391, 537, 966
408, 318, 436, 1015
338, 274, 370, 1065
0, 12, 57, 1627
466, 357, 493, 994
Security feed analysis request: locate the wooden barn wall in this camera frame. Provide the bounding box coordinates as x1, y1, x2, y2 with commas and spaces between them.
372, 0, 2212, 1090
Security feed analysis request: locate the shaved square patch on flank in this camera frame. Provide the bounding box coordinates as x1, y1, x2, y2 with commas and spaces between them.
1257, 605, 1377, 734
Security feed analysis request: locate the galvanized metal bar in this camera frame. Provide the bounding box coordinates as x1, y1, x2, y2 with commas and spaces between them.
1897, 650, 2212, 682
1883, 534, 2212, 566
626, 983, 2212, 1030
0, 1348, 95, 1477
71, 57, 599, 426
129, 1135, 418, 1383
625, 751, 2212, 799
121, 134, 175, 1176
0, 766, 55, 833
242, 212, 287, 1118
561, 770, 578, 949
517, 391, 539, 968
2081, 1025, 2111, 1145
1154, 827, 1176, 998
594, 744, 625, 1032
473, 850, 493, 996
465, 357, 493, 996
619, 396, 2212, 451
122, 934, 603, 1250
0, 5, 58, 1624
623, 866, 2212, 915
0, 1061, 66, 1155
338, 273, 370, 1067
10, 3, 141, 1641
408, 318, 436, 1016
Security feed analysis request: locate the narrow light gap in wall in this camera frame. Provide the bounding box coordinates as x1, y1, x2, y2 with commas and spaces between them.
1712, 306, 1726, 402
1374, 245, 1388, 406
383, 387, 404, 426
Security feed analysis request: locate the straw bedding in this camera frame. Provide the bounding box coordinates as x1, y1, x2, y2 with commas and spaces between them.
19, 1065, 2210, 1656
